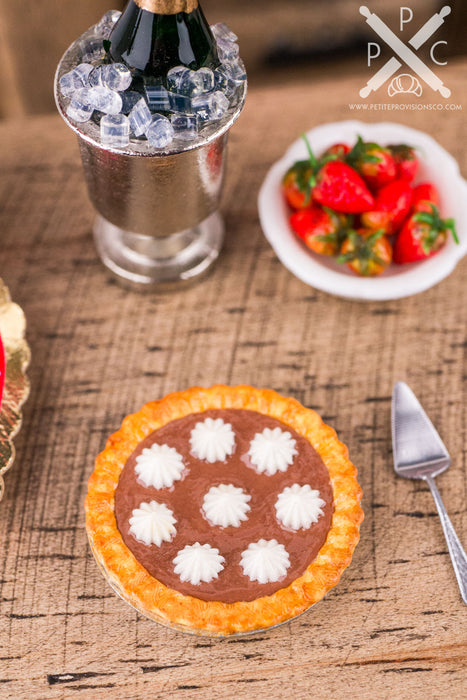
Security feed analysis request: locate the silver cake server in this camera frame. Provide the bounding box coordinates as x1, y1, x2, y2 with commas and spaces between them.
392, 381, 467, 604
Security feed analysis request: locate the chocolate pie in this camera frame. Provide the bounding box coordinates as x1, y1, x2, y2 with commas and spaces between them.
85, 386, 363, 635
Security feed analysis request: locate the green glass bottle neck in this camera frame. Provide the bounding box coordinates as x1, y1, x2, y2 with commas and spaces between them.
108, 0, 218, 77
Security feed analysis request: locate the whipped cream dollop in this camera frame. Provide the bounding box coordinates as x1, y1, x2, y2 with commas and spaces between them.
248, 427, 298, 476
240, 539, 290, 583
173, 543, 225, 585
129, 500, 177, 547
190, 417, 236, 463
202, 484, 251, 528
135, 443, 185, 489
275, 484, 326, 530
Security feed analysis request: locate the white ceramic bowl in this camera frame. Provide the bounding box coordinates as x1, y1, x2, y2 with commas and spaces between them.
258, 120, 467, 301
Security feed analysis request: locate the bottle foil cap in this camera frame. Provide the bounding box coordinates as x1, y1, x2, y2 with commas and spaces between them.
134, 0, 199, 13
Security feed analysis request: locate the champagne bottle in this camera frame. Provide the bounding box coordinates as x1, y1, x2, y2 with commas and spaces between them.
108, 0, 219, 78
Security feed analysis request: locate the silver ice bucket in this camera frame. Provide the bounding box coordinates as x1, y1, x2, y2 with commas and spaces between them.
54, 27, 246, 290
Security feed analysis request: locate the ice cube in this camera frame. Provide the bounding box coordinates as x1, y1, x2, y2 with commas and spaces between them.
88, 65, 104, 87
78, 37, 105, 63
192, 91, 229, 122
73, 63, 94, 85
129, 98, 152, 136
212, 91, 230, 116
194, 67, 215, 93
221, 58, 247, 83
166, 65, 190, 92
94, 10, 122, 38
210, 22, 238, 44
213, 69, 236, 98
216, 38, 240, 62
146, 115, 174, 148
87, 86, 123, 115
144, 85, 170, 111
59, 70, 85, 97
120, 90, 144, 114
178, 69, 205, 97
168, 92, 192, 113
66, 88, 94, 122
100, 114, 130, 148
101, 63, 132, 92
171, 114, 199, 141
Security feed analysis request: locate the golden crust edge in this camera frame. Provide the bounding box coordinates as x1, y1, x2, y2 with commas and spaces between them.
85, 385, 364, 635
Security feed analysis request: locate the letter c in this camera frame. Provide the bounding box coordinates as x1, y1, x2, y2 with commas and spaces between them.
431, 41, 448, 66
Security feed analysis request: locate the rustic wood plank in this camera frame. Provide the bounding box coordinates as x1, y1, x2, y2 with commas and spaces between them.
0, 62, 466, 698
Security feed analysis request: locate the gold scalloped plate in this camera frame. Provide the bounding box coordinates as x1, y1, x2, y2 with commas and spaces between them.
0, 278, 30, 503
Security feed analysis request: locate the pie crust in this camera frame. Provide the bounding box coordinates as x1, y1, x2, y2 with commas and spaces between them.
85, 385, 363, 636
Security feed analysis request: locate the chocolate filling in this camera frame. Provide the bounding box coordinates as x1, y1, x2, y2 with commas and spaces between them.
115, 409, 334, 603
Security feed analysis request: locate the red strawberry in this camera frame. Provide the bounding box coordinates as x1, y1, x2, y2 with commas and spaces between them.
282, 160, 314, 210
411, 182, 440, 211
393, 204, 458, 264
313, 160, 375, 213
346, 135, 397, 190
290, 205, 346, 256
298, 134, 375, 214
361, 180, 413, 234
338, 228, 392, 277
321, 143, 351, 160
360, 210, 392, 234
389, 144, 419, 182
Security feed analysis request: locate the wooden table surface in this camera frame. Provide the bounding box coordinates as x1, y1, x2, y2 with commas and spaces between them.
1, 60, 467, 699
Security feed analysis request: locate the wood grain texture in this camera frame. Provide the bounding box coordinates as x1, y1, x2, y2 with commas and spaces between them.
0, 62, 467, 698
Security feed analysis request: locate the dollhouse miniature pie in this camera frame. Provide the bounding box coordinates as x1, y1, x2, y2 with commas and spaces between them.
85, 385, 363, 636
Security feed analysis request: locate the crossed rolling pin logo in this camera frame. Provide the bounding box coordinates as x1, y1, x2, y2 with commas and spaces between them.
360, 5, 451, 99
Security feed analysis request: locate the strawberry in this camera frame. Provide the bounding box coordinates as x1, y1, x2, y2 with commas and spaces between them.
393, 204, 458, 264
346, 135, 397, 190
290, 205, 346, 256
338, 228, 392, 277
361, 180, 413, 234
313, 160, 375, 213
389, 144, 419, 182
359, 210, 392, 234
282, 160, 314, 210
321, 143, 351, 160
411, 182, 440, 212
291, 134, 375, 214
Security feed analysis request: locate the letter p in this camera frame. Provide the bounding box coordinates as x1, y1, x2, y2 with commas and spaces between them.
400, 7, 413, 31
368, 42, 381, 66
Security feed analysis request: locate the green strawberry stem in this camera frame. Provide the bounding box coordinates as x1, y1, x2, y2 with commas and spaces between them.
300, 133, 338, 190
336, 252, 355, 264
301, 133, 318, 189
316, 233, 337, 243
445, 218, 459, 245
347, 135, 382, 165
301, 133, 318, 170
336, 229, 385, 266
415, 204, 459, 245
390, 143, 417, 159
